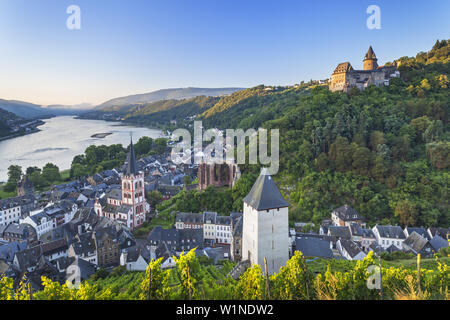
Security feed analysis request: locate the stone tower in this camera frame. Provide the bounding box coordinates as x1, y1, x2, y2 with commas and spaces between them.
241, 168, 289, 274
363, 46, 378, 71
121, 138, 146, 229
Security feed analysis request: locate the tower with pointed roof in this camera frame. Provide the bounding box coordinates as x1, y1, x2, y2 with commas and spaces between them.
121, 138, 147, 229
241, 168, 289, 274
363, 46, 378, 71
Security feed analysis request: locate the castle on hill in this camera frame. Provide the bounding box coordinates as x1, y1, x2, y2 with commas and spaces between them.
329, 46, 400, 92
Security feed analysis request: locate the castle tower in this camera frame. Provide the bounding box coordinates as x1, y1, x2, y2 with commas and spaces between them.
241, 168, 289, 274
363, 46, 378, 70
121, 138, 146, 229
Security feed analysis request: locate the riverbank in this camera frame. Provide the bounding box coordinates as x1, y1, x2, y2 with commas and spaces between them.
0, 119, 45, 142
0, 116, 163, 182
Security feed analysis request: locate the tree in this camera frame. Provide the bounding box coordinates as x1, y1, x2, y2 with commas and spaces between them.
426, 141, 450, 169
147, 190, 163, 209
352, 147, 372, 175
26, 166, 40, 176
395, 199, 418, 226
369, 131, 386, 151
328, 136, 352, 172
42, 163, 61, 183
183, 175, 191, 185
4, 165, 22, 192
134, 136, 153, 157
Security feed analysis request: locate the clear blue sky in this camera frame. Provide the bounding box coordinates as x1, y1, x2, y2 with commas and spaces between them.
0, 0, 448, 105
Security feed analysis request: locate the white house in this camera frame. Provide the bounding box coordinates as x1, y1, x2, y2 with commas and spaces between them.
120, 249, 148, 272
20, 212, 52, 240
372, 225, 406, 249
336, 239, 366, 260
242, 168, 290, 275
0, 198, 22, 226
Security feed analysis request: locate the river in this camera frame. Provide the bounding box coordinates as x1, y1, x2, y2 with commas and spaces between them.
0, 116, 163, 182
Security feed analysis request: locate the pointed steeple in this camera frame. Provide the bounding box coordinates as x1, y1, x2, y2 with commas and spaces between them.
363, 46, 378, 70
364, 46, 377, 60
243, 168, 289, 210
125, 136, 138, 176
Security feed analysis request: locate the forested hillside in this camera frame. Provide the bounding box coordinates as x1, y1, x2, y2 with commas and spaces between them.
204, 40, 449, 228
169, 40, 449, 229
79, 40, 449, 229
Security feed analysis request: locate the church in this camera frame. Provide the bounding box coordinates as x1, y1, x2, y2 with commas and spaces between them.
329, 46, 400, 92
94, 138, 148, 230
241, 168, 290, 274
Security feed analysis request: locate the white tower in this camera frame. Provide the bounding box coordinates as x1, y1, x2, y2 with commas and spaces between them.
242, 168, 289, 274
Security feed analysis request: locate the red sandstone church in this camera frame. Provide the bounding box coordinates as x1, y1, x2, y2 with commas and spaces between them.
94, 139, 149, 230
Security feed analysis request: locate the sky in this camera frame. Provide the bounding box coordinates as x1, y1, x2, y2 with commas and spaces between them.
0, 0, 448, 106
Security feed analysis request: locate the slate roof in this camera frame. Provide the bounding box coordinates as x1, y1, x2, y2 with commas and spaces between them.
364, 46, 377, 60
333, 205, 362, 221
216, 215, 232, 226
71, 233, 96, 256
339, 239, 364, 259
69, 257, 96, 280
403, 232, 430, 254
295, 237, 333, 258
0, 241, 27, 262
328, 226, 351, 239
176, 212, 203, 224
243, 168, 289, 210
147, 227, 178, 243
201, 247, 225, 263
14, 246, 42, 270
106, 188, 122, 201
429, 235, 449, 252
4, 223, 36, 239
179, 228, 203, 247
124, 138, 138, 176
374, 225, 406, 239
41, 238, 68, 256
203, 211, 217, 224
428, 227, 449, 239
405, 227, 430, 240
232, 216, 243, 237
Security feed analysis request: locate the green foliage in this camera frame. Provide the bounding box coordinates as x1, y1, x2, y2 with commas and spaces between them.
1, 251, 448, 300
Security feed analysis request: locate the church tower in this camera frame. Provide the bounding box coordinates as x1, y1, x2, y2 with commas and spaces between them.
241, 168, 289, 274
363, 46, 378, 70
121, 138, 146, 229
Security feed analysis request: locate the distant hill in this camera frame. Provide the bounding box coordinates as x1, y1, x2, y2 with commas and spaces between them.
98, 87, 245, 108
0, 99, 52, 119
46, 103, 94, 110
0, 99, 91, 119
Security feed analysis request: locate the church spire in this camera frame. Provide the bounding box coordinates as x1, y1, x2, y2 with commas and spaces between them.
125, 135, 138, 176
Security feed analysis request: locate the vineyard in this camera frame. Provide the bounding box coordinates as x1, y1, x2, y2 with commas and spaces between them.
0, 249, 448, 300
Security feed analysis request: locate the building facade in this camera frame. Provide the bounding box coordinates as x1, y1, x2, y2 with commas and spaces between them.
241, 168, 289, 274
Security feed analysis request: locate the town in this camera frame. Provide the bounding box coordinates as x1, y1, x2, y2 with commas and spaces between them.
0, 135, 448, 291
